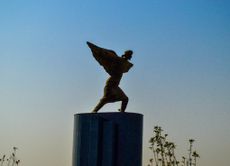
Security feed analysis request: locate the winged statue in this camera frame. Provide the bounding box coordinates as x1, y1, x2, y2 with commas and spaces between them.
87, 41, 134, 113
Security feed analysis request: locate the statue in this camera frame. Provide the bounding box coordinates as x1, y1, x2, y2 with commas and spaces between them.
87, 41, 134, 113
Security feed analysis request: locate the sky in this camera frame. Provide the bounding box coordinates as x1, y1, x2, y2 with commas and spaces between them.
0, 0, 230, 166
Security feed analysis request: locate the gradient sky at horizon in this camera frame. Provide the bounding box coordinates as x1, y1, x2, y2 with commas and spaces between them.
1, 0, 230, 166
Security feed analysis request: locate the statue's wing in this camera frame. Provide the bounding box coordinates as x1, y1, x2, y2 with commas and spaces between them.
87, 42, 121, 75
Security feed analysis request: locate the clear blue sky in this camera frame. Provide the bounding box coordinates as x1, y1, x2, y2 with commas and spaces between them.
0, 0, 230, 166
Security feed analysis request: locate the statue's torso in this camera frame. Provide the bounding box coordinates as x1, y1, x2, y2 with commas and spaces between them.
105, 74, 123, 88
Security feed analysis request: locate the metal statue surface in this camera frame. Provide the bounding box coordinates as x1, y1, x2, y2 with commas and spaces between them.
87, 41, 133, 113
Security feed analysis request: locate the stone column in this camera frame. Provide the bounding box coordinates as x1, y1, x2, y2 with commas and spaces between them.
72, 112, 143, 166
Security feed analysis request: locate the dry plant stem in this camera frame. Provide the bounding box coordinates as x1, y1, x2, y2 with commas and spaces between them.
147, 126, 199, 166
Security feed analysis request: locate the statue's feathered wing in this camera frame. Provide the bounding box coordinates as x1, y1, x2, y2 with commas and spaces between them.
87, 42, 133, 75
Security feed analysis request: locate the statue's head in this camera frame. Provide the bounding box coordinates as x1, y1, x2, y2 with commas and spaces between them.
122, 50, 133, 60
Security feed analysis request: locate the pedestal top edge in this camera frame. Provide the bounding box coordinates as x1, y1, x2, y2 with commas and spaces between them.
74, 112, 143, 117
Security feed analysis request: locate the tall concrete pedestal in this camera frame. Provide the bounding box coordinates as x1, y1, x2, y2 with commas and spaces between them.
72, 112, 143, 166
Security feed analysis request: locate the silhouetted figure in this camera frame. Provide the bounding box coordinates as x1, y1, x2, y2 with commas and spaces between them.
87, 41, 133, 113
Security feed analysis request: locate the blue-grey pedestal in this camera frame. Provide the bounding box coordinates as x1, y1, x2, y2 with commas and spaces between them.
72, 112, 143, 166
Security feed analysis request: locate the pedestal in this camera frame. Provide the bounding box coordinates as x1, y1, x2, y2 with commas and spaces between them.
72, 112, 143, 166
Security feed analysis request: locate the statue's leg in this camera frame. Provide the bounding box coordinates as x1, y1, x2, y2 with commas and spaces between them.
116, 87, 129, 112
92, 98, 108, 113
120, 96, 129, 112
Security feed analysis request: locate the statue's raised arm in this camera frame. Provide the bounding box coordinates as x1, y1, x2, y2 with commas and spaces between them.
87, 41, 133, 76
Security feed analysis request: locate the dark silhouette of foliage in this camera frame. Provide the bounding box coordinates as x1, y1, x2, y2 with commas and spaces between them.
0, 147, 20, 166
147, 126, 200, 166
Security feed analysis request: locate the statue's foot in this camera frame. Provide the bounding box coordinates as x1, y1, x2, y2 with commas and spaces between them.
118, 109, 125, 112
91, 110, 98, 113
